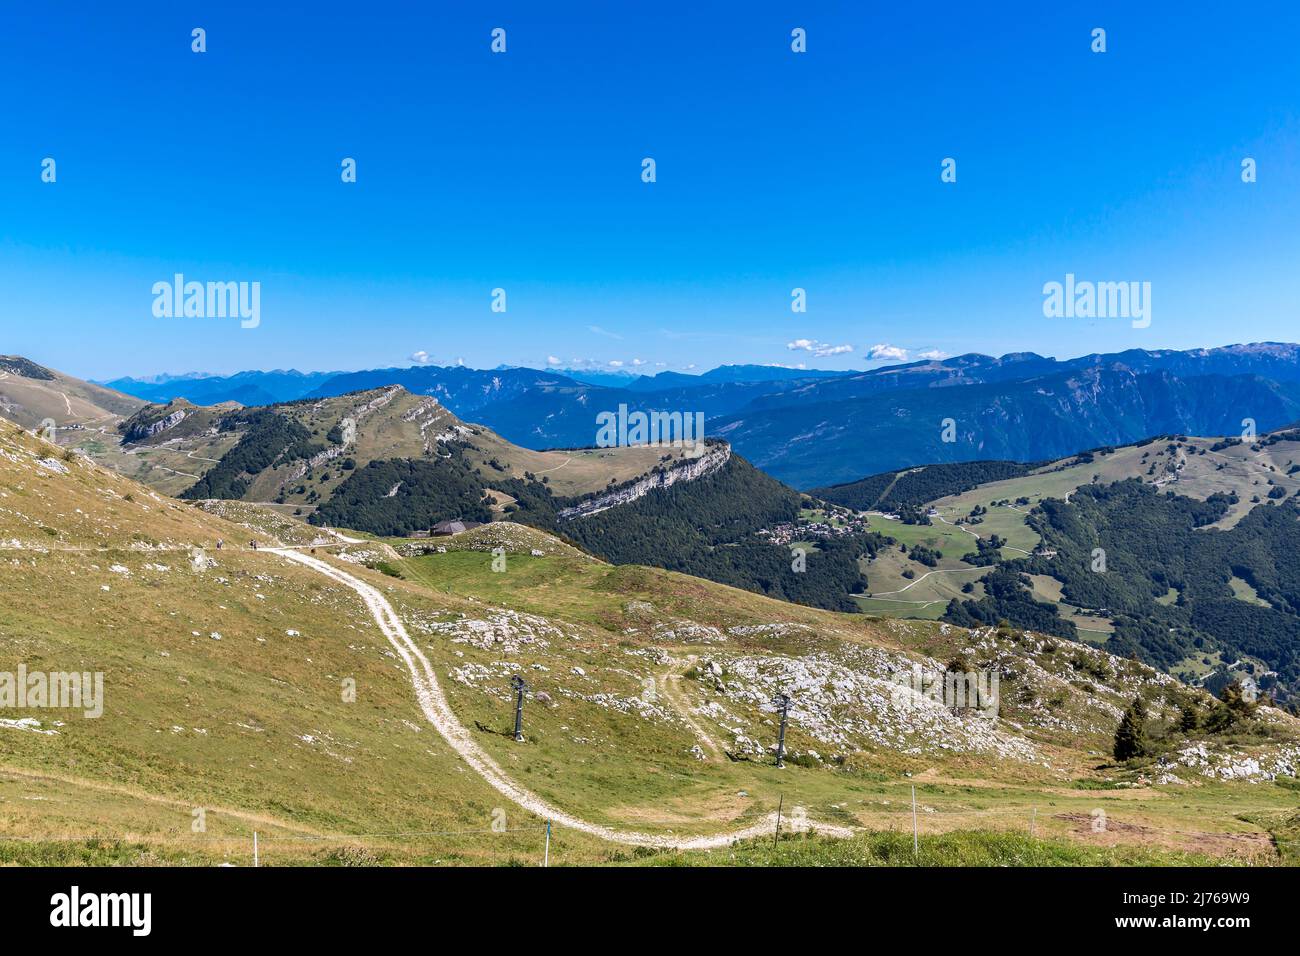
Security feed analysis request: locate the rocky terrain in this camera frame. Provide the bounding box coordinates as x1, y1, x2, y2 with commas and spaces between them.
557, 443, 732, 520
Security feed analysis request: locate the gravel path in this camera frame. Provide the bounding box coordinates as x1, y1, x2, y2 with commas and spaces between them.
271, 547, 854, 849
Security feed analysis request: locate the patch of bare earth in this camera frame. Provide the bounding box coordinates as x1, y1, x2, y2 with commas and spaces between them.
1054, 812, 1275, 860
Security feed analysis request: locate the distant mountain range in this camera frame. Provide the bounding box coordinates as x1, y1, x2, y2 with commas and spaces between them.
101, 369, 345, 407
557, 364, 845, 389
101, 363, 841, 406
715, 365, 1300, 487
83, 342, 1300, 488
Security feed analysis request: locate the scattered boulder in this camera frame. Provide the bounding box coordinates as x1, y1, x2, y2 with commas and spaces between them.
190, 548, 217, 572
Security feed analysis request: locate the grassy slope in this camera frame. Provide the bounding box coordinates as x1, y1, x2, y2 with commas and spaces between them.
1, 423, 1297, 866
0, 358, 144, 431
81, 432, 241, 498
0, 424, 610, 864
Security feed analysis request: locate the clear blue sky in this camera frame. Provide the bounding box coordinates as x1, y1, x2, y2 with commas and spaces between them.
3, 1, 1299, 379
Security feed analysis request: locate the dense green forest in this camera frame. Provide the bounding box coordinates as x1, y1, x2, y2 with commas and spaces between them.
559, 455, 801, 554
943, 567, 1078, 639
951, 479, 1300, 699
311, 451, 495, 535
546, 456, 885, 612
180, 411, 323, 500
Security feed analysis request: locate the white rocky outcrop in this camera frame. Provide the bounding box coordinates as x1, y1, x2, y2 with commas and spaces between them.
558, 443, 732, 520
124, 408, 187, 442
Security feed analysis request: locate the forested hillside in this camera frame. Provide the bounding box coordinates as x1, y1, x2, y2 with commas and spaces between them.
179, 410, 323, 500
943, 566, 1078, 639
553, 455, 885, 612
311, 451, 496, 535
946, 479, 1300, 700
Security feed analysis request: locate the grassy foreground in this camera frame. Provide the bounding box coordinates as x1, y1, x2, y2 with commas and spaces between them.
0, 827, 1261, 868
629, 829, 1257, 867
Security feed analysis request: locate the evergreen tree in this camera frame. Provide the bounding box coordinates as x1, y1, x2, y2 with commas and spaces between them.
1113, 696, 1148, 761
1178, 700, 1201, 733
1222, 679, 1259, 720
1205, 679, 1258, 732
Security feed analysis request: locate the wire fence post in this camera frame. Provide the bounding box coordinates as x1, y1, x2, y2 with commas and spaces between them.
543, 820, 551, 867
1030, 807, 1037, 839
773, 794, 784, 848
911, 786, 918, 859
253, 830, 259, 868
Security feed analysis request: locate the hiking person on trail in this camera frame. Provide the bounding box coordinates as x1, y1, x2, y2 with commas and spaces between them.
250, 539, 257, 551
216, 539, 223, 550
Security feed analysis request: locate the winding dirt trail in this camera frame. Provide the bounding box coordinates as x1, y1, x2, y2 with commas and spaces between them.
534, 456, 572, 476
934, 511, 1032, 556
270, 547, 852, 849
657, 656, 724, 762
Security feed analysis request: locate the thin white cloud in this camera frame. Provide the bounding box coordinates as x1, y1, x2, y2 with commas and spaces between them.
545, 355, 563, 366
409, 350, 431, 365
916, 348, 949, 361
558, 357, 624, 371
587, 325, 624, 340
788, 338, 855, 358
867, 343, 909, 362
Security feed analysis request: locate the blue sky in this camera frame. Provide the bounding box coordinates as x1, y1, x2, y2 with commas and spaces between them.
2, 1, 1299, 379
